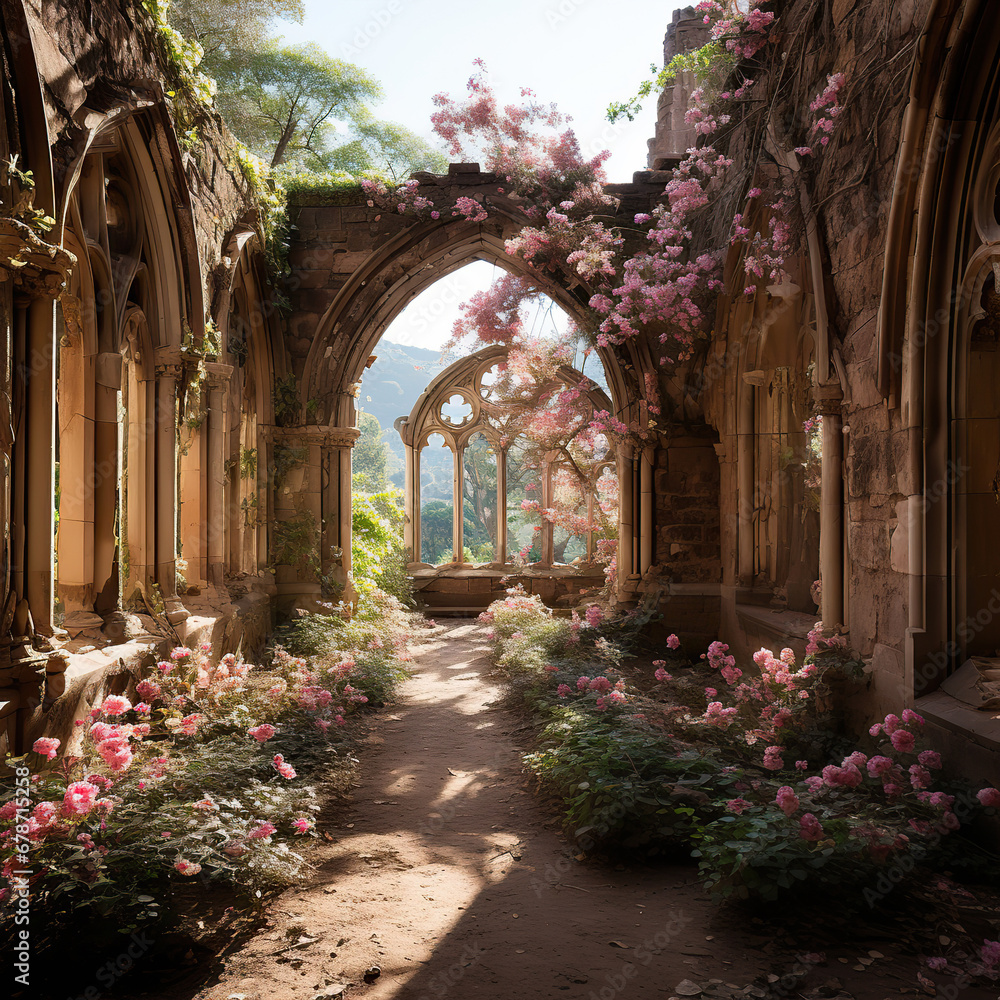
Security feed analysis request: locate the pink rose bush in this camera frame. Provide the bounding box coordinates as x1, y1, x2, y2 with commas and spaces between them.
485, 590, 999, 915
0, 586, 415, 941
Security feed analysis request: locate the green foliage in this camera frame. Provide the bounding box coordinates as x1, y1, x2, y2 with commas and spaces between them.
143, 0, 217, 107
482, 594, 995, 904
274, 586, 417, 705
214, 41, 383, 170
525, 712, 726, 850
419, 501, 454, 565
353, 412, 389, 494
283, 172, 367, 206
273, 511, 319, 573
165, 0, 304, 70
352, 489, 413, 606
607, 41, 730, 124
272, 373, 300, 426
270, 444, 306, 491
240, 447, 258, 480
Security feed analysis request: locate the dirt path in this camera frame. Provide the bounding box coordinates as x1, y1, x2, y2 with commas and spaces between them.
149, 620, 993, 1000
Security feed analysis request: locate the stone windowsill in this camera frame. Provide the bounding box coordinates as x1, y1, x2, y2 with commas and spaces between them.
734, 603, 819, 643
409, 564, 602, 579
916, 689, 1000, 752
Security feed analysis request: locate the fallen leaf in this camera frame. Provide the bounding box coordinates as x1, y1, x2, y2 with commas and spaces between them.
675, 981, 703, 997
609, 941, 630, 949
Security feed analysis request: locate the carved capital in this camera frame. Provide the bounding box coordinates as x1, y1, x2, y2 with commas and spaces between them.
0, 217, 76, 300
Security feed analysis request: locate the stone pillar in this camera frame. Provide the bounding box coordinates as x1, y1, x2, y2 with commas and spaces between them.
639, 445, 654, 576
55, 317, 95, 613
496, 445, 507, 564
617, 444, 636, 594
452, 443, 463, 565
539, 458, 554, 568
93, 353, 121, 608
320, 426, 360, 590
153, 360, 185, 623
24, 297, 55, 634
204, 363, 233, 589
816, 387, 844, 627
737, 378, 756, 589
178, 379, 207, 590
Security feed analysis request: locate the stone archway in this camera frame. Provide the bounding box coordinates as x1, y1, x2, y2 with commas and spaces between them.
280, 167, 670, 604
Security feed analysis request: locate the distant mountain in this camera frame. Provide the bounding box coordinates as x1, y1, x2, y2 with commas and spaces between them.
356, 340, 458, 494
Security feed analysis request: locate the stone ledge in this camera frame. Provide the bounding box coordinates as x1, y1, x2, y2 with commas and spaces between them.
917, 690, 1000, 753
735, 604, 818, 643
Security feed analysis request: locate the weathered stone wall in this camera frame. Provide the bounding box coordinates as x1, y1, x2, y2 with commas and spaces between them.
687, 0, 932, 675
27, 0, 260, 303
655, 433, 722, 584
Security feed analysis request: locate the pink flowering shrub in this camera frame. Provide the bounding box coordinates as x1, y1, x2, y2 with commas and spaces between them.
679, 626, 864, 747
0, 588, 416, 946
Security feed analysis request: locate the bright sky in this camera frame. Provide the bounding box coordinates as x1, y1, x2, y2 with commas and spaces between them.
275, 0, 682, 355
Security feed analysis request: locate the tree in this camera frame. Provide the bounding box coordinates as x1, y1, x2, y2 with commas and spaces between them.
324, 115, 448, 180
419, 501, 454, 565
166, 0, 304, 69
165, 1, 446, 175
353, 412, 389, 494
214, 42, 383, 169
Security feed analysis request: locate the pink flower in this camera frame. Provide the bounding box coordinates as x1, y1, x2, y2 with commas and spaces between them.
174, 859, 202, 876
799, 813, 825, 841
134, 703, 151, 715
917, 750, 942, 770
867, 755, 894, 777
795, 760, 808, 771
775, 786, 799, 817
665, 634, 680, 650
909, 764, 933, 790
890, 730, 915, 753
556, 684, 571, 698
273, 754, 297, 779
901, 709, 925, 726
292, 818, 314, 834
249, 724, 276, 743
762, 746, 784, 771
179, 713, 203, 736
654, 667, 672, 682
170, 646, 192, 660
32, 737, 60, 760
248, 821, 276, 839
157, 660, 173, 674
576, 676, 590, 691
101, 694, 132, 716
977, 787, 1000, 808
981, 940, 1000, 968
725, 798, 751, 814
136, 679, 161, 701
63, 781, 100, 817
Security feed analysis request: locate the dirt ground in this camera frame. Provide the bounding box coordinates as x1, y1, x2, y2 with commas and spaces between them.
125, 620, 1000, 1000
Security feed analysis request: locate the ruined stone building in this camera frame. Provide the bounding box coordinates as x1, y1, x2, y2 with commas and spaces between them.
2, 0, 1000, 782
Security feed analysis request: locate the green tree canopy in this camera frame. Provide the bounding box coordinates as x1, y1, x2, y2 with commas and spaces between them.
353, 412, 389, 494
167, 0, 304, 68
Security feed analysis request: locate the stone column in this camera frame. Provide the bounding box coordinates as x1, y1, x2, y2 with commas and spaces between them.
93, 353, 121, 608
153, 358, 186, 623
24, 296, 55, 633
617, 444, 636, 594
320, 426, 360, 590
452, 443, 463, 565
204, 363, 233, 589
816, 386, 844, 627
539, 458, 554, 568
737, 377, 756, 589
639, 444, 654, 576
